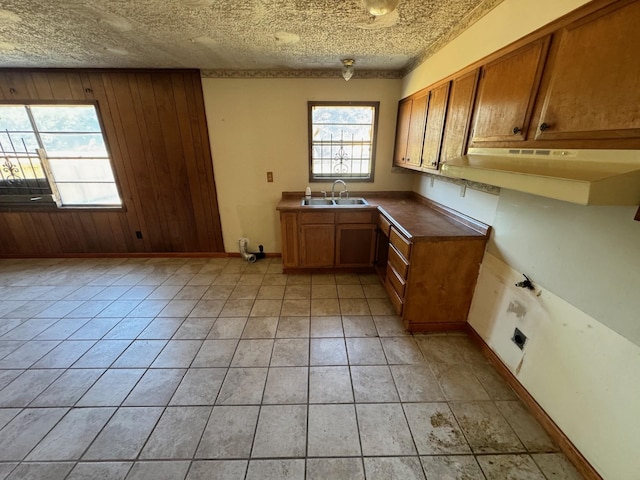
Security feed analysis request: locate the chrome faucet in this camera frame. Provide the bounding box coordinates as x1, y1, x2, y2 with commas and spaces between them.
331, 179, 348, 200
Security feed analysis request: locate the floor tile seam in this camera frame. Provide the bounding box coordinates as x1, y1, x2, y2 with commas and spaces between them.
304, 326, 311, 476
242, 331, 278, 459
14, 368, 69, 409
62, 299, 140, 321
33, 317, 95, 341
7, 405, 73, 464
487, 398, 537, 452
0, 339, 63, 370
57, 405, 122, 465
190, 330, 254, 459
345, 358, 365, 459
124, 401, 177, 463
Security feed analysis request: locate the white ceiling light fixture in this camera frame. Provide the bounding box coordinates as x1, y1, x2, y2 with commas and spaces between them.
341, 59, 355, 81
362, 0, 400, 16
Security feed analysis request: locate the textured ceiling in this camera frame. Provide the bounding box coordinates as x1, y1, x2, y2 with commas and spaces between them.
0, 0, 502, 75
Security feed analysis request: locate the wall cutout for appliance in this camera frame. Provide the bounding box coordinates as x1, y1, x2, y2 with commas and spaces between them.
512, 327, 528, 350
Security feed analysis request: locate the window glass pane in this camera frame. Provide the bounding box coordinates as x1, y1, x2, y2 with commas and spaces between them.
1, 102, 120, 208
30, 105, 102, 132
56, 182, 121, 206
49, 159, 116, 182
312, 106, 374, 124
0, 106, 32, 131
0, 132, 40, 153
40, 133, 108, 157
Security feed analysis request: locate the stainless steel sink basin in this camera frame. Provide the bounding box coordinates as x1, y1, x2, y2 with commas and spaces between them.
301, 198, 334, 206
333, 198, 368, 205
300, 197, 368, 206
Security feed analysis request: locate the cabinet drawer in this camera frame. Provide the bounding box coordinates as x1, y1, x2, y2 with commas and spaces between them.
386, 263, 406, 298
337, 211, 375, 224
384, 276, 404, 316
299, 212, 335, 225
388, 244, 409, 279
390, 227, 411, 260
378, 214, 392, 237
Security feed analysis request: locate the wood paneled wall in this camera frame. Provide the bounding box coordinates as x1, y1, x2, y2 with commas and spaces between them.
0, 69, 224, 255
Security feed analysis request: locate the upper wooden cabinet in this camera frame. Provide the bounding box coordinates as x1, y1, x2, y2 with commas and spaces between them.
392, 0, 640, 168
405, 92, 429, 168
532, 0, 640, 141
393, 98, 412, 167
470, 37, 550, 144
421, 81, 451, 170
394, 92, 428, 168
440, 69, 480, 163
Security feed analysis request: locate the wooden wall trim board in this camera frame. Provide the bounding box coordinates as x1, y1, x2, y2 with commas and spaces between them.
466, 325, 604, 480
0, 69, 224, 255
0, 252, 271, 259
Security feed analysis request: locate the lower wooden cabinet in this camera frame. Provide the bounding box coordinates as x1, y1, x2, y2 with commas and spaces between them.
300, 224, 334, 267
280, 209, 376, 271
280, 212, 299, 268
379, 219, 487, 332
336, 224, 376, 267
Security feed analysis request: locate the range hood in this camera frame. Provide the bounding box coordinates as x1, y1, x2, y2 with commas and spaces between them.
440, 148, 640, 205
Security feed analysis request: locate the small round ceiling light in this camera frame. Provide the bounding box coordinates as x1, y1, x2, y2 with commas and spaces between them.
362, 0, 400, 16
341, 59, 355, 81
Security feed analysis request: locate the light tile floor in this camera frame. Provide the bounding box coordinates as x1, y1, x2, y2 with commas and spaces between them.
0, 257, 584, 480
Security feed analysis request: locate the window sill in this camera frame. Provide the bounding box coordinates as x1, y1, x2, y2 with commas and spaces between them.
0, 204, 126, 213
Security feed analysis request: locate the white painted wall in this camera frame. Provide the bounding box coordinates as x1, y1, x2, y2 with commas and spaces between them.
201, 78, 413, 253
469, 253, 640, 480
413, 174, 499, 226
404, 0, 640, 478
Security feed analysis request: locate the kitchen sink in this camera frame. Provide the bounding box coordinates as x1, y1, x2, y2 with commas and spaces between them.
333, 198, 368, 205
301, 198, 335, 206
300, 197, 368, 206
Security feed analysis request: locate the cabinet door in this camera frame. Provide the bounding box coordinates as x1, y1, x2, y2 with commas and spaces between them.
421, 81, 450, 170
471, 37, 549, 143
300, 224, 335, 267
534, 0, 640, 141
405, 92, 429, 168
393, 99, 412, 166
441, 69, 479, 162
335, 224, 376, 267
280, 212, 299, 268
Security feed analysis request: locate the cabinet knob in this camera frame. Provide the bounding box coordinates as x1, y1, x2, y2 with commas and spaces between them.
406, 158, 410, 162
539, 122, 551, 132
512, 126, 522, 134
431, 161, 437, 166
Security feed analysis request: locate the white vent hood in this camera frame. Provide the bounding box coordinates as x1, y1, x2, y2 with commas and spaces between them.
440, 148, 640, 205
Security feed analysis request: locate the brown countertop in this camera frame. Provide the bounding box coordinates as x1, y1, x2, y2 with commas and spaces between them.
277, 191, 490, 241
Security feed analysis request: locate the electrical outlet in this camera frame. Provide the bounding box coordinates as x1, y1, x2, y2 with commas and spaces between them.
512, 327, 527, 350
266, 171, 273, 183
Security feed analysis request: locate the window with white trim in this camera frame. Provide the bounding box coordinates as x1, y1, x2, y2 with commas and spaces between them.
0, 103, 122, 208
308, 101, 379, 182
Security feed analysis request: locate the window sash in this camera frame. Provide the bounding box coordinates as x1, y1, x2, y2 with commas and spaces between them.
308, 102, 379, 182
0, 103, 121, 208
